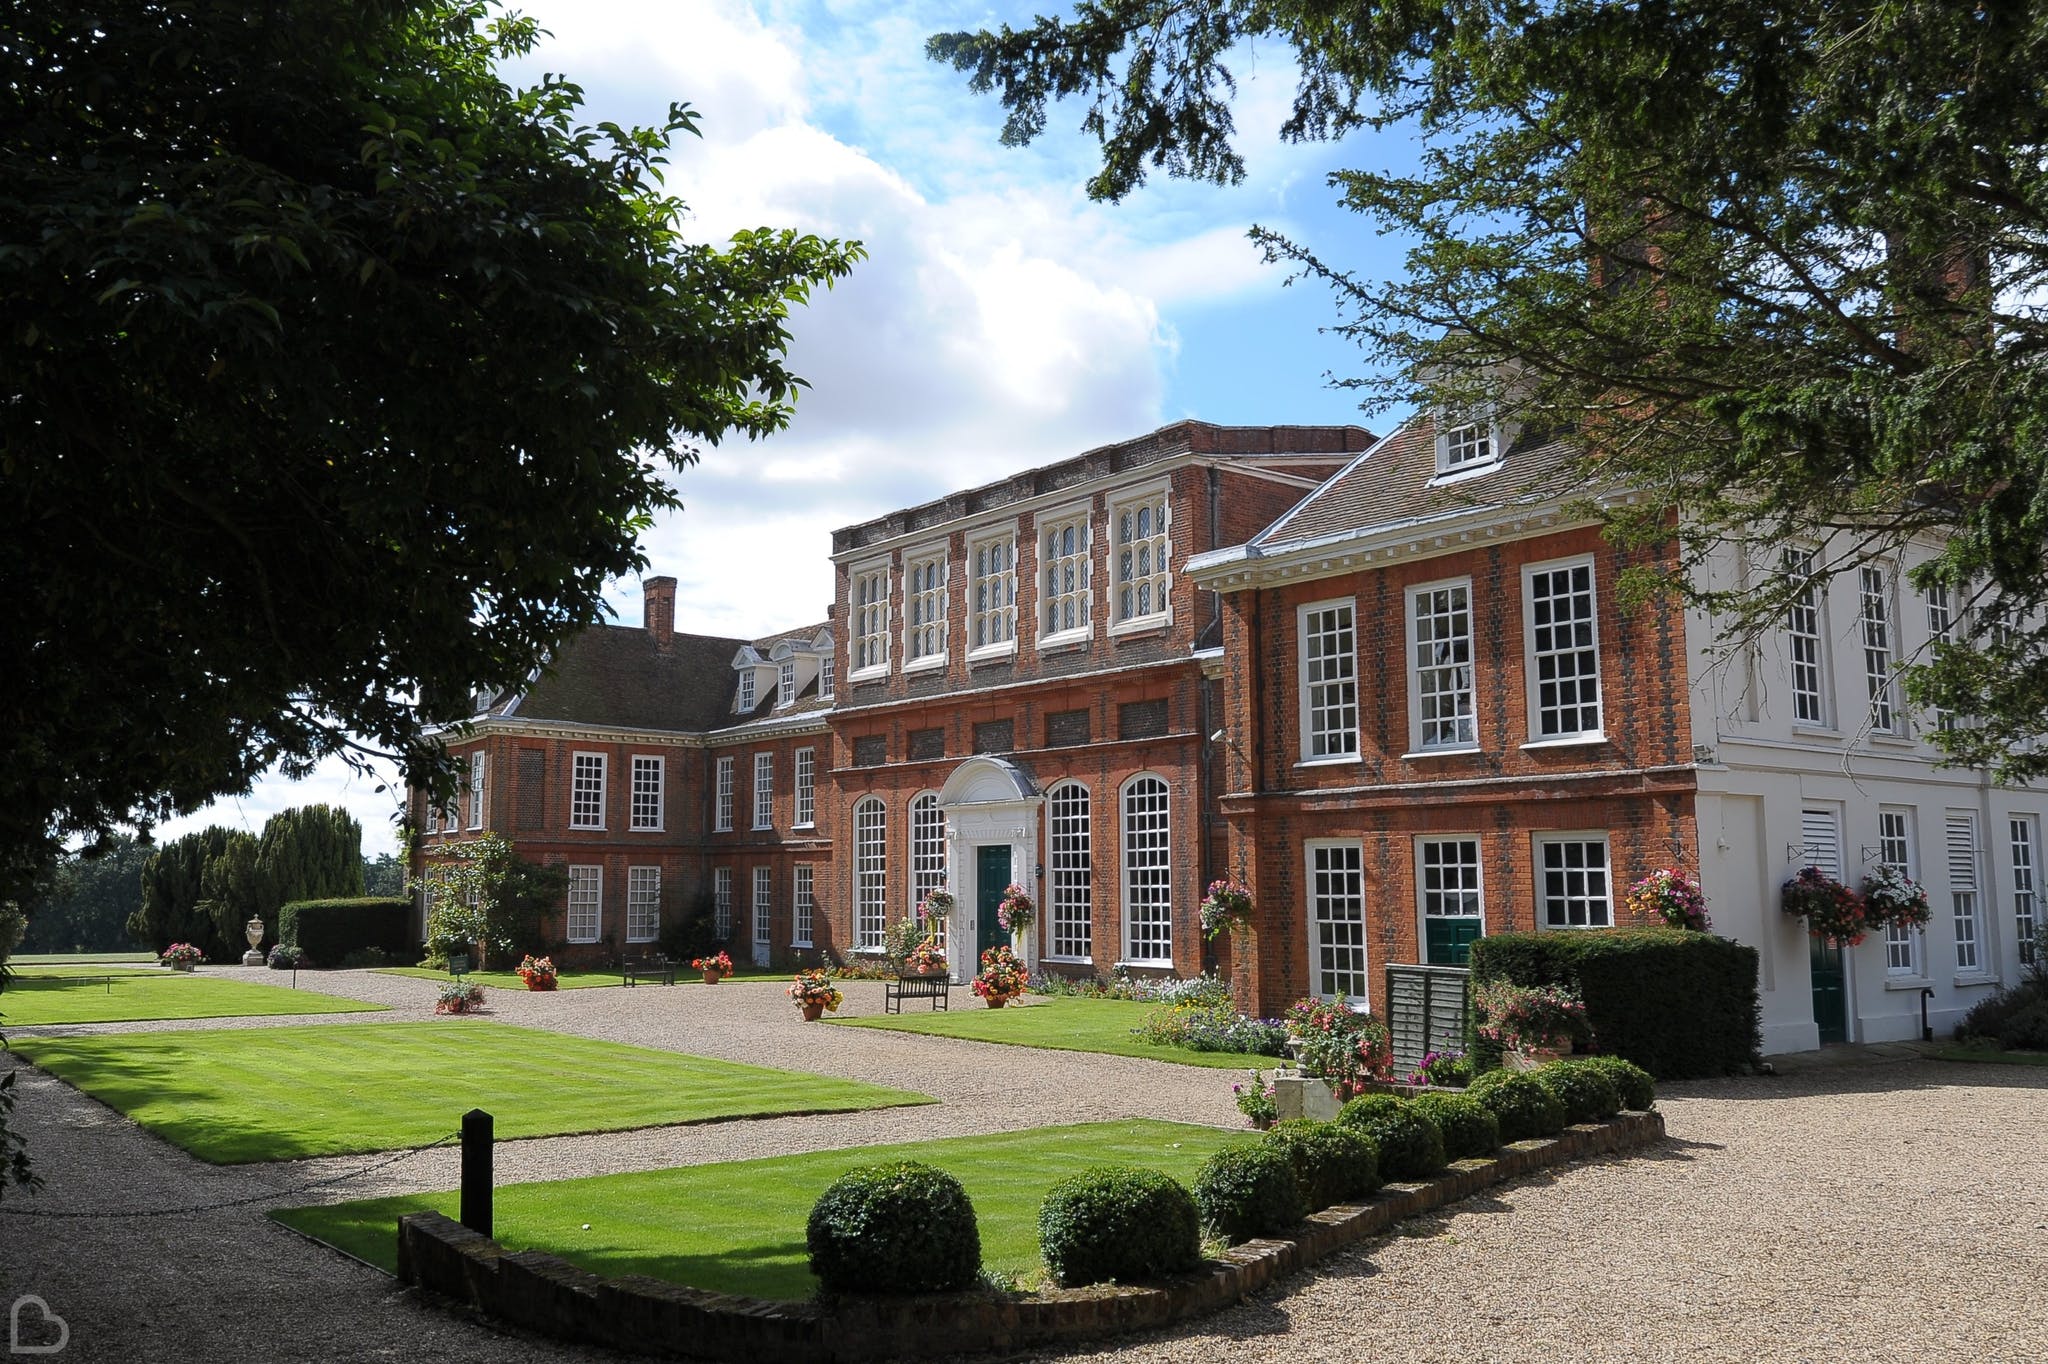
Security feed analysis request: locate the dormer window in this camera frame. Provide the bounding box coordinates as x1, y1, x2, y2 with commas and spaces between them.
820, 656, 836, 699
778, 659, 796, 707
737, 669, 755, 712
1435, 414, 1500, 477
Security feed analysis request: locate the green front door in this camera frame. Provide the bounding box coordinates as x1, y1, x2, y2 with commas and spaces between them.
976, 845, 1011, 961
1810, 935, 1847, 1044
1424, 917, 1483, 966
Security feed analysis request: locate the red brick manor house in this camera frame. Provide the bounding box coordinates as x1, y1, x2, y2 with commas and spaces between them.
413, 415, 2048, 1044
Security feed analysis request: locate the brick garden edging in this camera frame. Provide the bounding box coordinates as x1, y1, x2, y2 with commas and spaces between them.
397, 1109, 1666, 1361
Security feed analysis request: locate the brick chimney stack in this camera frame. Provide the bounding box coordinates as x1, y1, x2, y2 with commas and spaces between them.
643, 575, 677, 649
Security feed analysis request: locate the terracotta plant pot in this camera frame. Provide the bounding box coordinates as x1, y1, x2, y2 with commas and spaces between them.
985, 995, 1008, 1009
525, 978, 557, 992
1505, 1045, 1570, 1072
702, 969, 725, 985
800, 1001, 825, 1022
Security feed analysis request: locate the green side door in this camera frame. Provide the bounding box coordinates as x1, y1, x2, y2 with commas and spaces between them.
975, 845, 1011, 962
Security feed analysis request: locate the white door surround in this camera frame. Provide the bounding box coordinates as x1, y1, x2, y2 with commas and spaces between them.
936, 756, 1044, 983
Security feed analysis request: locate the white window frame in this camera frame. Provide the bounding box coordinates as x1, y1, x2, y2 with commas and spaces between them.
904, 549, 949, 670
854, 797, 887, 951
819, 655, 836, 700
793, 747, 816, 828
1408, 577, 1478, 753
1434, 415, 1501, 478
1415, 836, 1485, 939
1534, 833, 1614, 929
752, 752, 774, 831
1108, 482, 1172, 632
1522, 556, 1605, 743
626, 866, 660, 944
967, 526, 1018, 658
793, 865, 815, 947
2011, 815, 2039, 968
567, 865, 602, 943
909, 792, 947, 949
1859, 564, 1901, 734
1947, 810, 1985, 975
713, 866, 733, 941
753, 866, 772, 948
851, 561, 891, 678
1784, 549, 1831, 728
1047, 780, 1093, 963
570, 752, 607, 830
1878, 807, 1921, 977
1925, 584, 1956, 732
1306, 839, 1370, 1005
714, 756, 734, 833
1039, 506, 1092, 646
1120, 773, 1173, 963
737, 668, 756, 713
1298, 597, 1360, 763
423, 793, 439, 836
778, 658, 796, 708
467, 752, 487, 830
630, 754, 664, 832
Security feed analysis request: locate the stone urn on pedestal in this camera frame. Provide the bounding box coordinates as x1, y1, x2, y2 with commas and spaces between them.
242, 915, 266, 967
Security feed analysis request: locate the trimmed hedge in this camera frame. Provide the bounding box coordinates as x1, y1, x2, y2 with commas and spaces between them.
1468, 929, 1760, 1080
1535, 1060, 1622, 1124
1192, 1144, 1304, 1243
1038, 1166, 1200, 1288
279, 897, 414, 966
1577, 1055, 1657, 1111
1407, 1092, 1499, 1161
807, 1162, 981, 1294
1465, 1070, 1565, 1143
1261, 1119, 1380, 1209
1336, 1095, 1445, 1181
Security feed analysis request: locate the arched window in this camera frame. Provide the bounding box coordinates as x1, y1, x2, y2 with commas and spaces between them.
1121, 775, 1171, 963
854, 797, 887, 950
910, 792, 947, 948
1047, 782, 1092, 961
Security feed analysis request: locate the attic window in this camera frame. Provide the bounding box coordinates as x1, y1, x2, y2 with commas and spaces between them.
1436, 417, 1499, 477
778, 659, 796, 707
737, 669, 755, 712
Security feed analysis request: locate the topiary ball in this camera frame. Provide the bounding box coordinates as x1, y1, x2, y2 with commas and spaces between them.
1193, 1143, 1305, 1243
1535, 1060, 1623, 1124
806, 1161, 981, 1294
1337, 1094, 1446, 1181
1038, 1166, 1201, 1288
1466, 1069, 1567, 1142
1998, 1001, 2048, 1051
1577, 1055, 1656, 1111
1407, 1091, 1500, 1161
1261, 1119, 1380, 1210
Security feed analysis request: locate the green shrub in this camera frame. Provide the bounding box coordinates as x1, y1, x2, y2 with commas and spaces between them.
1577, 1055, 1657, 1111
1465, 1070, 1566, 1142
1261, 1119, 1380, 1209
1336, 1095, 1445, 1180
806, 1162, 981, 1294
1535, 1060, 1622, 1123
0, 902, 25, 966
2000, 1001, 2048, 1051
1192, 1144, 1304, 1243
1037, 1166, 1201, 1287
279, 897, 413, 967
1468, 929, 1760, 1080
1957, 983, 2046, 1044
1407, 1092, 1499, 1160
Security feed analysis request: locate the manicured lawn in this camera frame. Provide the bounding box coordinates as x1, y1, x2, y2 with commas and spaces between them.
373, 964, 786, 990
0, 973, 384, 1027
274, 1119, 1247, 1298
832, 996, 1279, 1070
1930, 1044, 2048, 1068
11, 951, 158, 965
11, 1020, 931, 1163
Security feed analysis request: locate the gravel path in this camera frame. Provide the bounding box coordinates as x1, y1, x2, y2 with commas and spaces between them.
4, 970, 2044, 1362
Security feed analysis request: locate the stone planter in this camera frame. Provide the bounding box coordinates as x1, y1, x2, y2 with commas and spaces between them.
1504, 1045, 1571, 1071
800, 1002, 825, 1022
1271, 1071, 1342, 1121
169, 962, 196, 973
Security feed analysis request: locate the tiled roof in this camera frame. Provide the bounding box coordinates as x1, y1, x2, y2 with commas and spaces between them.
491, 624, 750, 732
1254, 415, 1584, 548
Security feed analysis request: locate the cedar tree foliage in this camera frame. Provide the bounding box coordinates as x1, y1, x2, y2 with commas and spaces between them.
932, 1, 2048, 772
1, 1, 861, 898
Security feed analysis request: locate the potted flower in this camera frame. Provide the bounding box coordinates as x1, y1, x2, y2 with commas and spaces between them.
160, 943, 204, 971
918, 888, 956, 926
1199, 879, 1255, 939
995, 884, 1035, 936
692, 950, 735, 984
1282, 996, 1394, 1104
1625, 868, 1710, 931
514, 954, 559, 991
1862, 865, 1932, 932
1407, 1049, 1474, 1088
1472, 978, 1587, 1068
1233, 1070, 1279, 1130
902, 937, 948, 977
789, 969, 844, 1021
1780, 866, 1868, 945
436, 980, 486, 1014
971, 945, 1028, 1007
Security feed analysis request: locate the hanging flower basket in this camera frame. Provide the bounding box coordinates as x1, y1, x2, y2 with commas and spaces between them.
1199, 879, 1254, 939
995, 885, 1034, 935
1780, 867, 1868, 945
1862, 866, 1932, 931
1624, 869, 1710, 931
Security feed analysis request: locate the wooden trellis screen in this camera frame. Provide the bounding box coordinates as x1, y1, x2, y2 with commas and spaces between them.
1385, 964, 1471, 1075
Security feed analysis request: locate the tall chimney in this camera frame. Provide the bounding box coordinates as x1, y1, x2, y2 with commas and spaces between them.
643, 576, 676, 649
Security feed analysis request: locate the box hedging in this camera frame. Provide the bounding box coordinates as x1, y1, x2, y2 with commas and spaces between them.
1468, 929, 1760, 1080
279, 897, 414, 966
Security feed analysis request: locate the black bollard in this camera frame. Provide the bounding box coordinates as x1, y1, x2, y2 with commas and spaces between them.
460, 1108, 493, 1237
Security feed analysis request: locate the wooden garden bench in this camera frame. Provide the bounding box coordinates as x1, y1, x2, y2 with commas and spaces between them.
622, 954, 677, 986
885, 972, 950, 1014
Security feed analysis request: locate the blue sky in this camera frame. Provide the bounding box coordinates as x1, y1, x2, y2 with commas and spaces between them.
162, 0, 1416, 857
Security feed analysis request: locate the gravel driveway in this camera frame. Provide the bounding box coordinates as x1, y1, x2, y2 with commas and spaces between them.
3, 969, 2044, 1363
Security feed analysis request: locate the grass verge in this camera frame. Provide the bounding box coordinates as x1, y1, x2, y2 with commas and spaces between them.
373, 964, 787, 990
0, 973, 383, 1027
831, 996, 1278, 1070
1929, 1044, 2048, 1068
273, 1118, 1245, 1299
11, 1019, 931, 1163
